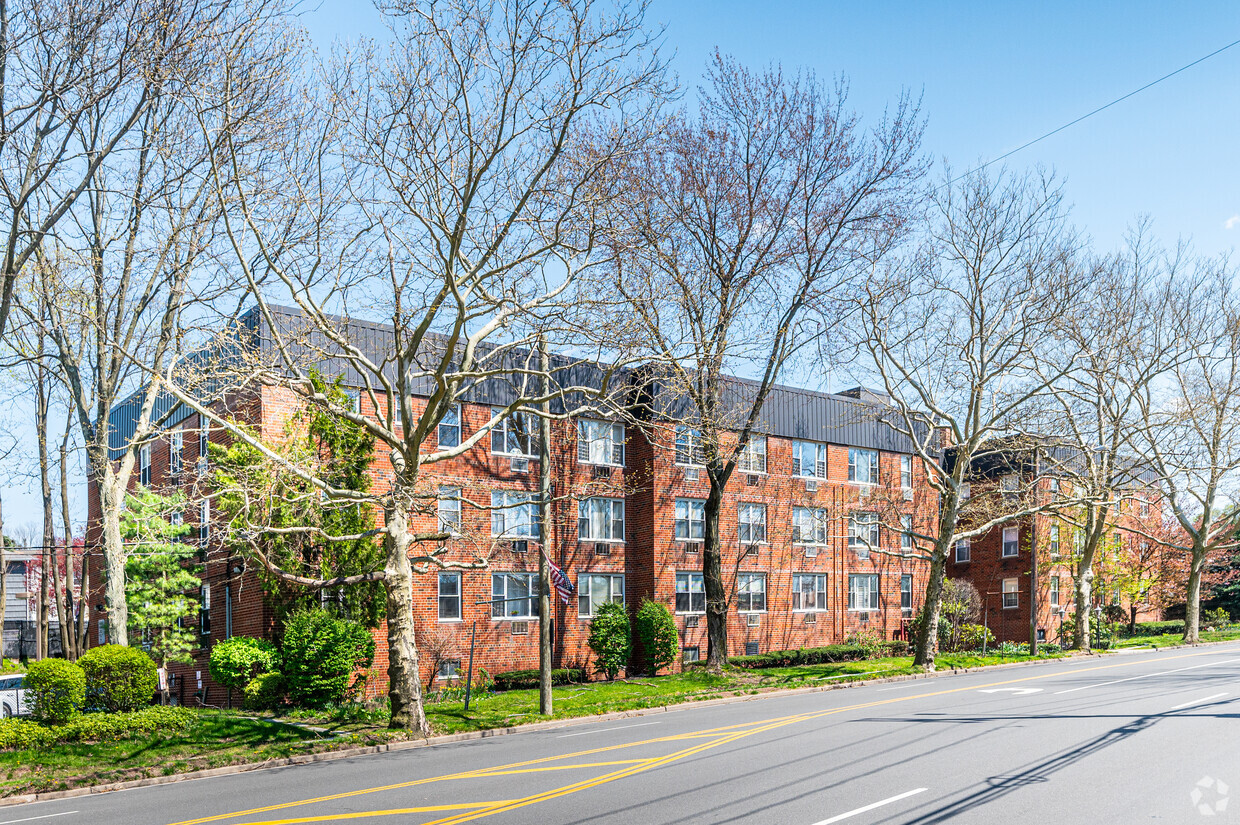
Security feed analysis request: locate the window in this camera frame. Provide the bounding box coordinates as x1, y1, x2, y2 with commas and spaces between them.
736, 573, 766, 612
199, 499, 210, 548
438, 405, 461, 448
578, 419, 624, 466
792, 573, 827, 611
900, 454, 913, 490
901, 515, 914, 550
139, 444, 152, 486
170, 511, 183, 528
792, 507, 829, 545
224, 585, 233, 639
1050, 575, 1060, 608
959, 482, 971, 500
954, 538, 970, 563
848, 448, 879, 485
738, 436, 767, 473
738, 503, 767, 544
200, 584, 211, 634
438, 487, 462, 535
675, 426, 704, 467
1047, 477, 1060, 494
745, 642, 759, 656
437, 659, 461, 680
1050, 523, 1060, 556
491, 491, 540, 538
848, 512, 880, 558
1002, 526, 1019, 557
98, 620, 106, 645
169, 428, 183, 479
848, 574, 879, 611
1001, 474, 1018, 496
901, 574, 913, 612
578, 498, 624, 542
198, 424, 209, 459
1002, 578, 1019, 609
577, 574, 624, 617
491, 572, 538, 618
490, 407, 538, 457
675, 572, 705, 613
438, 572, 461, 621
682, 646, 700, 662
675, 499, 705, 541
1138, 497, 1150, 517
345, 390, 361, 414
792, 441, 827, 478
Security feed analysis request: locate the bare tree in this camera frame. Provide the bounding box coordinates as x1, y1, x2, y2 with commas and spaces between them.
854, 167, 1078, 670
162, 0, 667, 733
1132, 262, 1240, 643
596, 54, 925, 668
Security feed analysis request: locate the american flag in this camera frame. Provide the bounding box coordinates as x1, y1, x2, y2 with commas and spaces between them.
547, 555, 575, 605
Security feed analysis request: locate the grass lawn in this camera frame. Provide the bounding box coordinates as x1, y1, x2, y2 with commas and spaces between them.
0, 710, 397, 797
1112, 626, 1240, 650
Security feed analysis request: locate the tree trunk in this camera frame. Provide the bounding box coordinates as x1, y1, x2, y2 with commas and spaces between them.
913, 546, 947, 670
702, 475, 727, 669
97, 470, 129, 646
1074, 570, 1093, 651
1184, 544, 1205, 644
383, 506, 429, 735
1129, 604, 1137, 637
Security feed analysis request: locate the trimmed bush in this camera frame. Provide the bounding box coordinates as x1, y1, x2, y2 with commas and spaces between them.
635, 599, 678, 675
492, 668, 584, 692
210, 637, 278, 694
0, 719, 55, 750
958, 624, 995, 652
587, 601, 631, 680
1126, 620, 1184, 637
24, 658, 86, 724
713, 641, 910, 671
78, 644, 157, 712
281, 611, 375, 708
243, 672, 287, 710
0, 706, 197, 751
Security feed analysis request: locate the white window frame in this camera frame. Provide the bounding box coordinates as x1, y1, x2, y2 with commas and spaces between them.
437, 659, 461, 680
491, 572, 538, 619
674, 498, 705, 542
792, 506, 829, 545
199, 498, 210, 548
169, 428, 183, 478
490, 406, 538, 457
675, 572, 705, 614
900, 454, 913, 490
438, 486, 462, 536
1001, 473, 1019, 493
738, 502, 767, 544
848, 573, 880, 612
738, 436, 767, 474
1002, 578, 1019, 609
674, 426, 705, 467
954, 538, 971, 563
792, 440, 827, 479
577, 574, 625, 617
900, 573, 913, 612
959, 482, 971, 500
198, 423, 209, 459
438, 572, 462, 621
901, 514, 914, 550
1050, 575, 1060, 608
578, 419, 624, 466
1050, 523, 1060, 556
490, 491, 540, 539
1002, 526, 1020, 558
438, 404, 461, 448
848, 448, 879, 485
848, 512, 880, 557
139, 444, 152, 486
792, 573, 827, 612
200, 584, 211, 634
578, 497, 624, 542
736, 572, 766, 613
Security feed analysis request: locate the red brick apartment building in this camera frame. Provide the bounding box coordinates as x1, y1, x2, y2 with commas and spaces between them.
89, 308, 939, 704
946, 442, 1164, 646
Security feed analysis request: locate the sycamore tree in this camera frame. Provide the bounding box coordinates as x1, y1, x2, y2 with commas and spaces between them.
122, 488, 200, 669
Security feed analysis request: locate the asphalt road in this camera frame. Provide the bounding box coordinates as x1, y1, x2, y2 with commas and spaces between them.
8, 643, 1240, 825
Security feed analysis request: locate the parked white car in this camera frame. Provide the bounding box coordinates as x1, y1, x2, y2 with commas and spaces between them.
0, 675, 27, 717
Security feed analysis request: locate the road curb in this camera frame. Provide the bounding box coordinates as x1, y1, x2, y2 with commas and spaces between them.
7, 638, 1237, 807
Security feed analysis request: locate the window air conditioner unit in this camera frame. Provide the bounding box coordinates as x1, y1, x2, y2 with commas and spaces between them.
510, 456, 530, 473
683, 542, 699, 554
592, 464, 611, 480
746, 613, 761, 627
903, 488, 914, 501
804, 612, 817, 625
746, 474, 759, 486
805, 478, 818, 492
510, 621, 529, 635
685, 615, 700, 628
684, 467, 700, 481
511, 540, 528, 554
803, 545, 818, 558
594, 542, 612, 556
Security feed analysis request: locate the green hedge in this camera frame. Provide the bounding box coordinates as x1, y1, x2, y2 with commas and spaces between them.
243, 672, 286, 710
78, 644, 158, 712
281, 611, 375, 708
492, 668, 585, 691
25, 658, 86, 724
1125, 620, 1185, 637
0, 706, 197, 751
689, 641, 909, 671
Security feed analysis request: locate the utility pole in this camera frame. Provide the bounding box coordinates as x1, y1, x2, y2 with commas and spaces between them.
1029, 448, 1039, 655
538, 338, 553, 715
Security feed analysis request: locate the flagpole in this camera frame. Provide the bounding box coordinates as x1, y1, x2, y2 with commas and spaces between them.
538, 337, 553, 716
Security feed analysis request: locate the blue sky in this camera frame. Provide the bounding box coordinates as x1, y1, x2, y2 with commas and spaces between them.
6, 1, 1239, 529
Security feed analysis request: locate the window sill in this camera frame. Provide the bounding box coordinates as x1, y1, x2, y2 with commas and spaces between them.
491, 617, 540, 622
437, 618, 464, 624
579, 461, 623, 469
792, 609, 825, 614
847, 608, 878, 613
737, 609, 767, 615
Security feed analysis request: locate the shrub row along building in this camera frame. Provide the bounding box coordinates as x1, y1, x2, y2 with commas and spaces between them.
87, 307, 1160, 703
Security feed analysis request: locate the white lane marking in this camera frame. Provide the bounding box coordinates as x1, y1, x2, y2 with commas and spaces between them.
811, 788, 928, 824
978, 688, 1043, 695
1170, 692, 1230, 710
1053, 657, 1240, 695
877, 683, 922, 692
0, 812, 79, 824
556, 721, 662, 738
